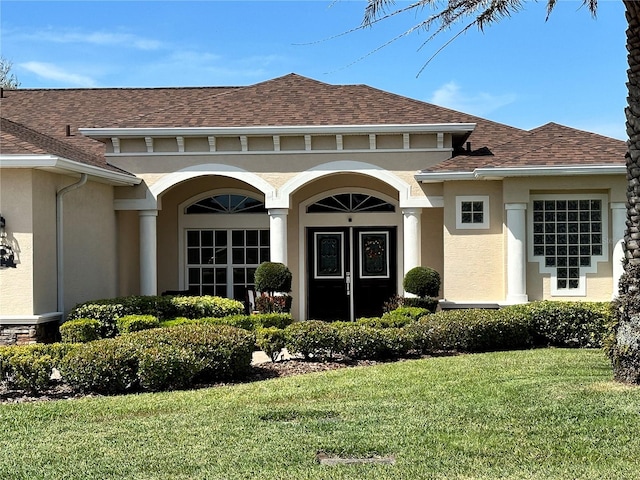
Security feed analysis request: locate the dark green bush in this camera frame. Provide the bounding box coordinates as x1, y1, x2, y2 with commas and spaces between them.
403, 266, 441, 298
158, 313, 293, 331
357, 315, 415, 329
61, 338, 139, 394
61, 324, 255, 394
335, 324, 412, 360
285, 321, 339, 359
0, 343, 78, 390
170, 296, 244, 319
254, 262, 292, 294
6, 354, 54, 392
383, 294, 439, 314
136, 345, 200, 391
407, 309, 532, 354
256, 327, 287, 362
116, 315, 160, 334
60, 318, 102, 343
502, 301, 612, 348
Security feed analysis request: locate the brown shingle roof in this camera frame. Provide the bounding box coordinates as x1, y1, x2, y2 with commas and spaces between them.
424, 122, 626, 173
0, 117, 129, 172
1, 74, 626, 174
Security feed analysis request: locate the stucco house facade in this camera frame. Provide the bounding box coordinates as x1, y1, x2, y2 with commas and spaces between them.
0, 74, 627, 343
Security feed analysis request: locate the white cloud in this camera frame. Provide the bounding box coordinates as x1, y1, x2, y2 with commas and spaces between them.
19, 62, 97, 87
430, 81, 517, 116
19, 28, 162, 50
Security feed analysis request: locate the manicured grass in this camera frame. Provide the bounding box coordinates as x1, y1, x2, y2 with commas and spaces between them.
1, 349, 639, 479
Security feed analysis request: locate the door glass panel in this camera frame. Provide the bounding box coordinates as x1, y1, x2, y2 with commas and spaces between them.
315, 232, 343, 279
360, 232, 389, 278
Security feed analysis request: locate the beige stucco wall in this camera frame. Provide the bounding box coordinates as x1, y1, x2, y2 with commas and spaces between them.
109, 149, 452, 200
442, 181, 505, 301
0, 169, 35, 315
421, 208, 444, 296
61, 176, 118, 312
1, 169, 118, 318
117, 210, 140, 296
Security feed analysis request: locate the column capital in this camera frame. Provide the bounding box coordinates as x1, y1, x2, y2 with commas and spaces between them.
268, 208, 289, 217
402, 207, 422, 216
505, 203, 527, 211
139, 209, 158, 217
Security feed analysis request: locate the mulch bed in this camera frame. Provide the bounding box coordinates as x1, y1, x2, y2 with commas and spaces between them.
0, 357, 384, 405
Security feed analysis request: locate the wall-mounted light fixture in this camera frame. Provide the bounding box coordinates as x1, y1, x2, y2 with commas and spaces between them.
0, 214, 17, 268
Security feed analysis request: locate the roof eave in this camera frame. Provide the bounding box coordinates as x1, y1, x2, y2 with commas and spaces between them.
0, 154, 141, 186
416, 165, 625, 183
80, 123, 477, 139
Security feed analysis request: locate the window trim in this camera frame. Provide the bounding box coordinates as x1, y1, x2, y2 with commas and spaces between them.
455, 195, 490, 230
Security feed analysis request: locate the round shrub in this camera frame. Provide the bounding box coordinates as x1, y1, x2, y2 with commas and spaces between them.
170, 296, 244, 319
60, 318, 102, 343
61, 338, 139, 394
403, 266, 441, 298
6, 353, 54, 392
254, 262, 292, 294
256, 327, 287, 362
136, 345, 200, 391
285, 321, 339, 359
116, 315, 160, 335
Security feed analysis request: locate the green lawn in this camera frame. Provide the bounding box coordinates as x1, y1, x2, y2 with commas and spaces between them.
1, 349, 639, 480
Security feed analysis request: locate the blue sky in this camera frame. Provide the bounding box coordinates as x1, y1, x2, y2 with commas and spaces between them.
1, 1, 628, 139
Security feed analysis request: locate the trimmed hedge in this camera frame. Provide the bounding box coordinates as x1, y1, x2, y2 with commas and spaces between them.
159, 313, 293, 331
60, 318, 102, 343
407, 309, 533, 354
502, 301, 612, 348
116, 315, 160, 334
60, 324, 255, 393
67, 295, 245, 336
285, 321, 339, 359
256, 327, 287, 362
0, 343, 78, 391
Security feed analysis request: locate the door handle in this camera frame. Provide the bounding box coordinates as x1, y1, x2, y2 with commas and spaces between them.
346, 272, 351, 296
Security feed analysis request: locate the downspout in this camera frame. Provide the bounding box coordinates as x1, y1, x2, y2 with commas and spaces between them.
56, 174, 88, 316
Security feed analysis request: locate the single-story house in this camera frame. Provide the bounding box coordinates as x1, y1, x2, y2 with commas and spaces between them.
0, 73, 627, 344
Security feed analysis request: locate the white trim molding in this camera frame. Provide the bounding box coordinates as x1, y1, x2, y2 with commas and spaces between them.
0, 312, 63, 325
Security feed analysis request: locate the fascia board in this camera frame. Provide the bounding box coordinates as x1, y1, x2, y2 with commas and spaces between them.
0, 154, 140, 186
415, 171, 476, 183
80, 123, 477, 138
474, 165, 625, 178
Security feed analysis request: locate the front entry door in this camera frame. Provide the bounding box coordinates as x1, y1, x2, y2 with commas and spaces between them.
307, 227, 397, 321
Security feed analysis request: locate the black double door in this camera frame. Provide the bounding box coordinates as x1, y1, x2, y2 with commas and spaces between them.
307, 227, 397, 321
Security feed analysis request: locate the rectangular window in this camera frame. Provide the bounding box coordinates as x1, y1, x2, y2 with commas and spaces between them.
456, 196, 490, 229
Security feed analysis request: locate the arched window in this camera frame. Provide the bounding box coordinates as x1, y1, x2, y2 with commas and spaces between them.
186, 194, 266, 214
306, 193, 395, 213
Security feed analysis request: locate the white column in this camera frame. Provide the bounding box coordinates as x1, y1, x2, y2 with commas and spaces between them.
139, 210, 158, 296
402, 208, 422, 276
505, 203, 528, 304
268, 208, 288, 264
611, 203, 626, 298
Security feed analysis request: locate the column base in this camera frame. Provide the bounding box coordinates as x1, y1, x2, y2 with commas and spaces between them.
504, 294, 529, 305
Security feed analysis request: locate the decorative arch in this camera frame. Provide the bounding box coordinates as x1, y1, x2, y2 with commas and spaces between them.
270, 161, 413, 209
149, 164, 276, 208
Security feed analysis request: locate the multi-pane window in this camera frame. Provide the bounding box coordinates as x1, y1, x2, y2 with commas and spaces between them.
186, 229, 269, 299
530, 196, 607, 295
184, 192, 269, 300
456, 196, 490, 229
